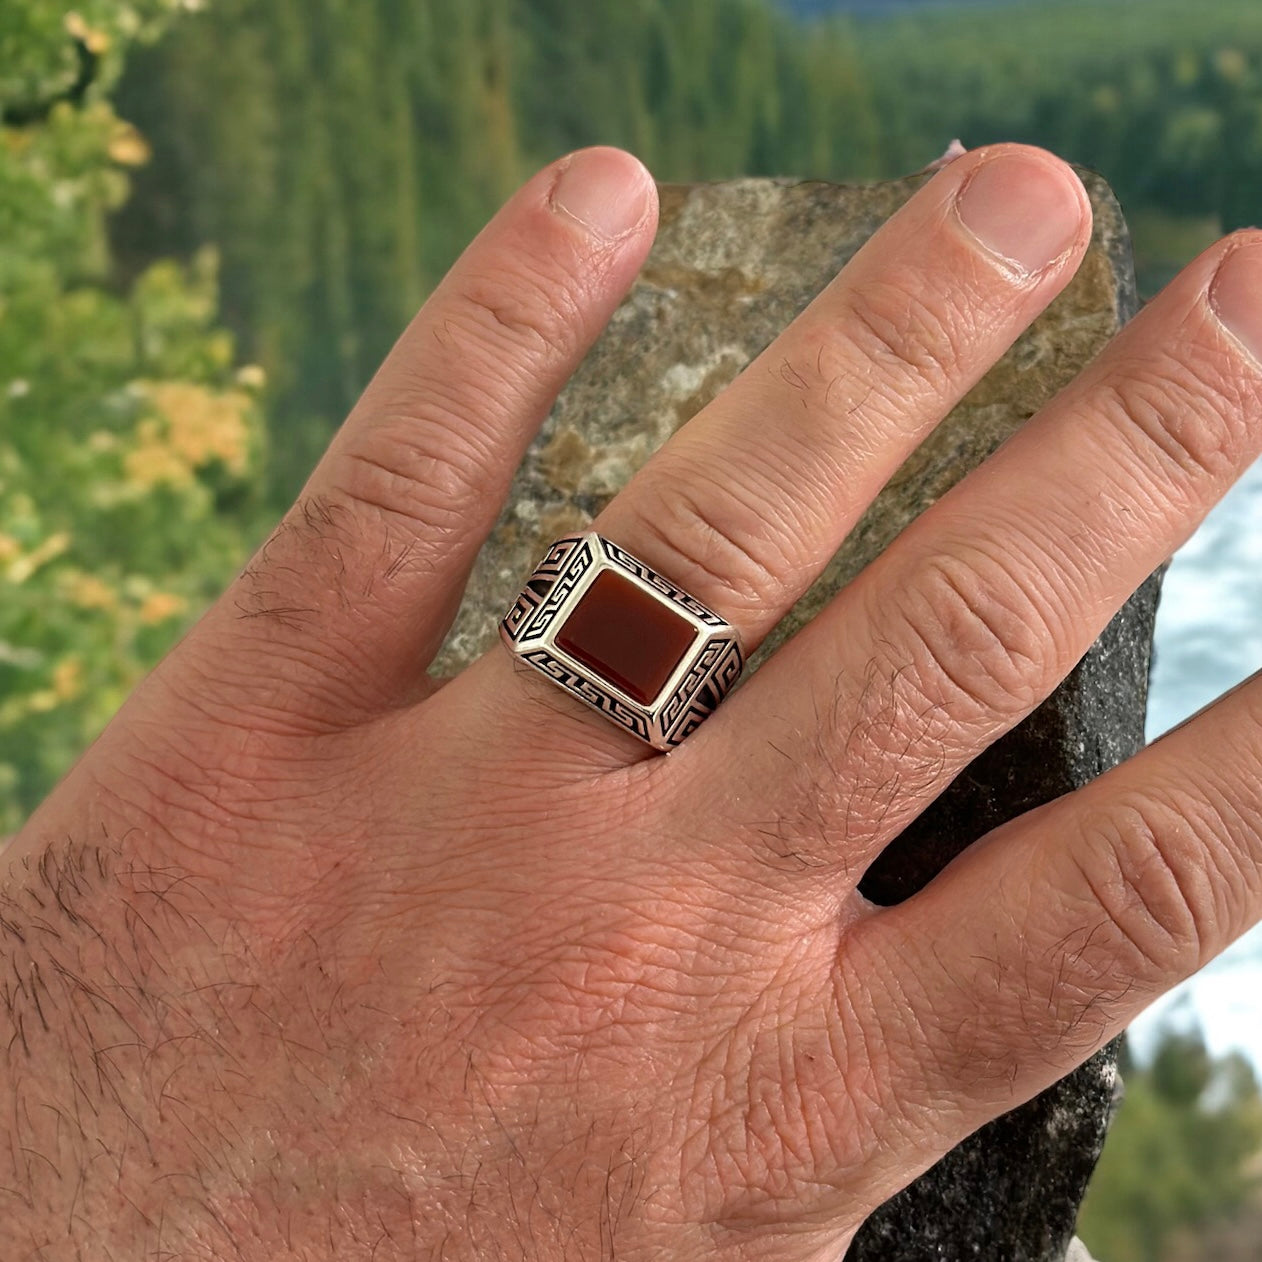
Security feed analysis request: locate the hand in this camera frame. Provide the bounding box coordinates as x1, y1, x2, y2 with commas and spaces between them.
5, 143, 1261, 1262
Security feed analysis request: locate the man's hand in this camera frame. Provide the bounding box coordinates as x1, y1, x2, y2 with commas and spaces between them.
5, 143, 1261, 1261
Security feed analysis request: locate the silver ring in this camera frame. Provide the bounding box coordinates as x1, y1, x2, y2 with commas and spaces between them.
500, 533, 744, 751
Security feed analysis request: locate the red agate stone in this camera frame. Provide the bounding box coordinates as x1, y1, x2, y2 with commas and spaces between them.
556, 569, 697, 705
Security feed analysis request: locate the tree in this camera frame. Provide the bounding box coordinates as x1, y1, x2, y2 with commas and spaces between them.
1077, 1025, 1262, 1262
0, 2, 266, 830
111, 0, 885, 497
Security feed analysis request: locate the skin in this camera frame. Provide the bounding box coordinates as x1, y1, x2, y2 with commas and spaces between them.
3, 141, 1262, 1261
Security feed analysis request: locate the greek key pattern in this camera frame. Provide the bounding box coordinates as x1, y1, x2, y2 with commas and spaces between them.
500, 532, 744, 750
660, 638, 743, 746
502, 535, 593, 644
598, 538, 726, 627
520, 649, 652, 743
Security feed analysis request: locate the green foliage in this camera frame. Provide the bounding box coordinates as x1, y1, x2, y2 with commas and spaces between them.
1, 1, 179, 113
0, 2, 266, 830
110, 0, 1262, 501
111, 0, 880, 494
1078, 1027, 1262, 1262
853, 0, 1262, 231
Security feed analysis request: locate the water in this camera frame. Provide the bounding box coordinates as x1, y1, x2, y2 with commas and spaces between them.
1146, 462, 1262, 741
1129, 458, 1262, 1068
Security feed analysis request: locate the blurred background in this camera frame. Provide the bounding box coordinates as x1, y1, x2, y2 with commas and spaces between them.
2, 0, 1260, 1256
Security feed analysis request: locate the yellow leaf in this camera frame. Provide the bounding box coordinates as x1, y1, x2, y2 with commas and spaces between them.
138, 592, 188, 626
63, 572, 118, 611
108, 124, 152, 168
64, 11, 111, 54
144, 381, 253, 476
52, 658, 83, 701
1215, 47, 1249, 83
124, 439, 193, 489
6, 532, 70, 585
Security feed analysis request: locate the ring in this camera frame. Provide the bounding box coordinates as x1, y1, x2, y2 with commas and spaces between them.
500, 533, 744, 750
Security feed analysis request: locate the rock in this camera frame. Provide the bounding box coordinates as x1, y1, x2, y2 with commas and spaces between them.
439, 167, 1150, 1259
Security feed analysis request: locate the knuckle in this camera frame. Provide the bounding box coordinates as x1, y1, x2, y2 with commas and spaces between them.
628, 468, 803, 615
339, 256, 593, 536
840, 272, 963, 401
448, 257, 585, 370
1097, 347, 1251, 487
336, 413, 493, 538
95, 750, 375, 958
892, 547, 1058, 721
1067, 790, 1227, 981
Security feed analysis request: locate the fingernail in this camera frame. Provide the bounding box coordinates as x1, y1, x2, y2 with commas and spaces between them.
1209, 239, 1262, 366
954, 152, 1087, 276
550, 148, 652, 242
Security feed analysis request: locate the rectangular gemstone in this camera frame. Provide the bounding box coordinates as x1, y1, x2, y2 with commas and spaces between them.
555, 568, 697, 706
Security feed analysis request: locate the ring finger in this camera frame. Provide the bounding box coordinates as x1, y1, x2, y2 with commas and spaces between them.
469, 143, 1093, 763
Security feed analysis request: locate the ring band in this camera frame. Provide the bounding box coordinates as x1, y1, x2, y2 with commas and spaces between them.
500, 533, 744, 750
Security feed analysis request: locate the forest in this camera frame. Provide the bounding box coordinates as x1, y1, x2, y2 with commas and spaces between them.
3, 2, 1262, 1256
110, 0, 1262, 495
